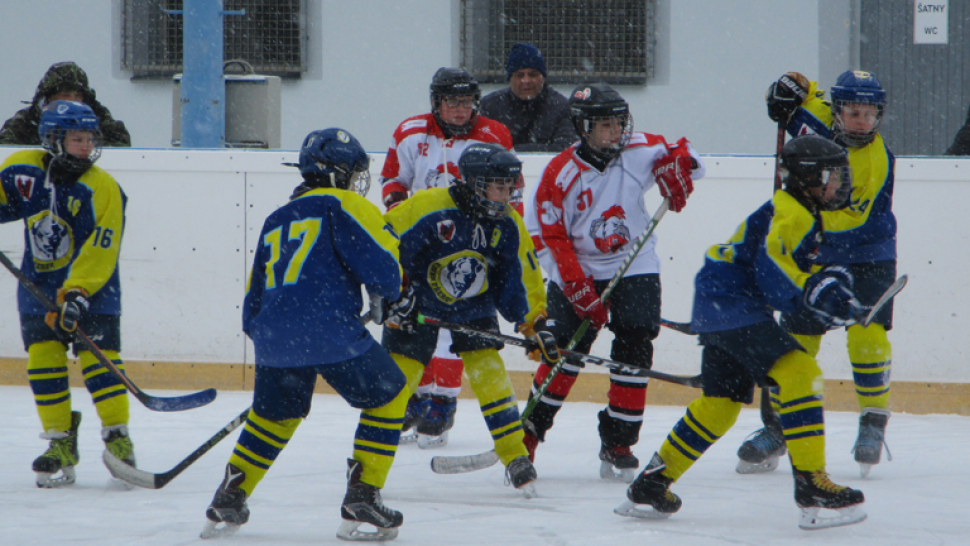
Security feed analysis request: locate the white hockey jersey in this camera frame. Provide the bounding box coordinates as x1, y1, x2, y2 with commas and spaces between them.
525, 132, 705, 287
380, 113, 513, 205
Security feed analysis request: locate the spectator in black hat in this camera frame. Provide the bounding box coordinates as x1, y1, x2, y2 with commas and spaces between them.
944, 103, 970, 155
480, 43, 577, 152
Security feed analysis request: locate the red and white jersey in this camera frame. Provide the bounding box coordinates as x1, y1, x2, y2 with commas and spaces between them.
525, 132, 706, 287
380, 113, 513, 203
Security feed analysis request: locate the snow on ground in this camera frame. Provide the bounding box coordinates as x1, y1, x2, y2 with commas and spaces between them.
0, 385, 966, 546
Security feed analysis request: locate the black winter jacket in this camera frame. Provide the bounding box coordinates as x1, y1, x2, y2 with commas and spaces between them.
479, 85, 577, 152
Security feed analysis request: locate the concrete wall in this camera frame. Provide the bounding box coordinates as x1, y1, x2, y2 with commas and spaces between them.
0, 1, 850, 155
2, 147, 967, 391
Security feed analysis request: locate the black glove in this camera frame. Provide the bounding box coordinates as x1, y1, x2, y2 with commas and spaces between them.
803, 266, 863, 329
44, 288, 89, 338
519, 316, 561, 365
385, 284, 419, 334
765, 72, 810, 122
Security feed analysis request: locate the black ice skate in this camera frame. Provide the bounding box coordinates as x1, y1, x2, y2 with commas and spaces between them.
399, 393, 429, 445
851, 408, 891, 478
200, 463, 250, 539
101, 424, 137, 486
33, 411, 82, 488
599, 444, 639, 483
736, 423, 787, 474
504, 455, 538, 499
338, 459, 403, 541
615, 452, 682, 519
416, 395, 456, 449
793, 468, 866, 530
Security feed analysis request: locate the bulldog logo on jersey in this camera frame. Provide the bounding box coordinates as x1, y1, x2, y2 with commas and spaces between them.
437, 219, 456, 243
424, 162, 462, 189
427, 251, 488, 304
590, 205, 631, 254
27, 211, 74, 271
15, 175, 35, 199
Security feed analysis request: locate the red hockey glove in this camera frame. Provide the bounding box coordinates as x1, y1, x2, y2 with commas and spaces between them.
652, 153, 694, 213
562, 276, 608, 329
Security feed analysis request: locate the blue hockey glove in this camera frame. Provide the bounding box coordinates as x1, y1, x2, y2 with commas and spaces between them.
803, 266, 864, 328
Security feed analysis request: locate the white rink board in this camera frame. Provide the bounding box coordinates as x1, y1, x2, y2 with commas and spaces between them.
1, 147, 968, 384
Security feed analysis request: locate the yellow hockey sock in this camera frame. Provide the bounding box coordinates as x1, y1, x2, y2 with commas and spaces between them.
847, 323, 892, 410
658, 396, 740, 481
391, 354, 426, 396
27, 340, 72, 432
462, 348, 527, 465
79, 350, 130, 428
227, 409, 301, 496
767, 350, 826, 472
354, 387, 409, 489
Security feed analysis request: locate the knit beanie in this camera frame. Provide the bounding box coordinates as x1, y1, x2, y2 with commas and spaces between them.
505, 43, 547, 80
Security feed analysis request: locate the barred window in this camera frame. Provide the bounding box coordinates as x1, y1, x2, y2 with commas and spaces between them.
461, 0, 655, 85
122, 0, 307, 78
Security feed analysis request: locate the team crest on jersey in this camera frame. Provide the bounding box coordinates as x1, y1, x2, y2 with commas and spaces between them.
424, 162, 461, 189
590, 205, 631, 254
15, 175, 35, 199
27, 211, 74, 271
490, 227, 501, 248
437, 219, 456, 243
427, 250, 488, 304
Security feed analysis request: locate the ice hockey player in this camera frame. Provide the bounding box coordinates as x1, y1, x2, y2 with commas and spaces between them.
201, 128, 412, 542
522, 83, 703, 482
382, 142, 553, 498
0, 101, 135, 488
616, 134, 867, 530
735, 70, 897, 478
380, 67, 514, 448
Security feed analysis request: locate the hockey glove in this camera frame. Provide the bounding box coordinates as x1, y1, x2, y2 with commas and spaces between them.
519, 315, 561, 365
803, 266, 864, 329
562, 276, 609, 330
765, 72, 810, 122
385, 284, 419, 333
652, 153, 694, 213
44, 288, 90, 338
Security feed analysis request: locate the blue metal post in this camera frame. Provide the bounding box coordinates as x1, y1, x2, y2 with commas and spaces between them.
181, 0, 225, 148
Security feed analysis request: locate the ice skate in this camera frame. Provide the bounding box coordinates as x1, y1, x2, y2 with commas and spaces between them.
399, 393, 429, 445
793, 468, 866, 530
338, 459, 403, 541
416, 395, 456, 450
736, 424, 786, 474
33, 411, 82, 488
599, 444, 639, 483
200, 463, 250, 539
615, 452, 681, 519
851, 408, 891, 478
504, 455, 538, 499
102, 424, 136, 487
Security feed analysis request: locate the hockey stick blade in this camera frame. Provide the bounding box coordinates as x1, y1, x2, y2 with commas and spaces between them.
103, 408, 250, 489
0, 250, 217, 412
660, 318, 696, 335
862, 275, 907, 327
430, 450, 500, 474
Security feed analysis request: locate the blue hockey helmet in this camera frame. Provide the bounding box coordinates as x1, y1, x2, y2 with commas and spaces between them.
781, 134, 852, 211
298, 128, 371, 195
830, 70, 886, 148
456, 142, 522, 219
38, 100, 101, 174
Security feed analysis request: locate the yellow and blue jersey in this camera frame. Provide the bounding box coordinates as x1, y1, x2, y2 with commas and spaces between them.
385, 187, 545, 326
786, 83, 896, 263
0, 149, 126, 316
692, 191, 821, 333
244, 187, 402, 367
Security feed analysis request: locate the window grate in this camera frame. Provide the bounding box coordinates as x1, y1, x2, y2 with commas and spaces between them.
122, 0, 306, 78
461, 0, 654, 85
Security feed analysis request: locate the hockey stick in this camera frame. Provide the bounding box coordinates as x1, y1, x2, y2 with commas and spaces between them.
103, 407, 250, 489
0, 250, 217, 412
774, 120, 787, 191
660, 317, 695, 335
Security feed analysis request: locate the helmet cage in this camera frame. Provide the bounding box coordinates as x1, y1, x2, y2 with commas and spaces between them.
575, 111, 633, 161
39, 101, 102, 174
830, 71, 886, 148
781, 135, 853, 211
468, 175, 523, 219
430, 68, 481, 136
457, 143, 523, 219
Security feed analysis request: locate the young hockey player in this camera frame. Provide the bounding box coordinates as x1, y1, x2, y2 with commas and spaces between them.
522, 83, 703, 482
0, 101, 135, 488
616, 135, 867, 530
202, 128, 412, 542
382, 142, 551, 497
736, 70, 896, 478
380, 67, 514, 448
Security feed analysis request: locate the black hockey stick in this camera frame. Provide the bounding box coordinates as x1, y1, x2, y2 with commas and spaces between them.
103, 407, 250, 489
660, 318, 696, 335
418, 315, 702, 388
0, 250, 217, 412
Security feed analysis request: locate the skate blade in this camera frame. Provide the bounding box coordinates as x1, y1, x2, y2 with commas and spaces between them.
337, 520, 399, 542
858, 463, 873, 479
417, 431, 448, 449
735, 455, 781, 474
35, 467, 77, 488
398, 431, 418, 445
599, 461, 636, 483
199, 519, 242, 539
517, 482, 539, 499
613, 499, 673, 520
798, 505, 867, 530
